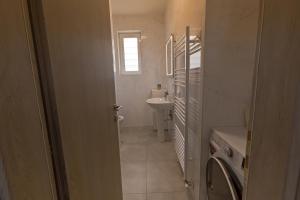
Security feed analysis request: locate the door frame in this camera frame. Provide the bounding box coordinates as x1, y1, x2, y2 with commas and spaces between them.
26, 0, 70, 199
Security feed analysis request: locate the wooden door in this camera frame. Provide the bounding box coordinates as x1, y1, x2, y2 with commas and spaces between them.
245, 0, 300, 199
38, 0, 123, 199
0, 0, 56, 199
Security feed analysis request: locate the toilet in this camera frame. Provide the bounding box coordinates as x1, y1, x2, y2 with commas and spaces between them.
118, 115, 124, 124
117, 114, 124, 140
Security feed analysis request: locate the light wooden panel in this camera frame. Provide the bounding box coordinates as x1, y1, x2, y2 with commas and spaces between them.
284, 91, 300, 199
245, 0, 300, 199
0, 0, 56, 199
41, 0, 122, 199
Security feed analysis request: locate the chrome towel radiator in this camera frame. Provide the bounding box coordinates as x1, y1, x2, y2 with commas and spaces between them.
173, 27, 202, 185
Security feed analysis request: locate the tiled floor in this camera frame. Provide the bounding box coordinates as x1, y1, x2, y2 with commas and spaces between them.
119, 127, 188, 200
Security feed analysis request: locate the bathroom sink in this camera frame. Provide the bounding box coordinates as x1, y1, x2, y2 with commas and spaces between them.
146, 98, 174, 110
146, 98, 173, 142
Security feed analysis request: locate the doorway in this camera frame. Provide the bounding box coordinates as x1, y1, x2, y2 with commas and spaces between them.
110, 0, 204, 199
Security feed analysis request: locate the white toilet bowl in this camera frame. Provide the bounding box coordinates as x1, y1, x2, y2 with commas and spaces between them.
118, 115, 124, 123
117, 115, 124, 138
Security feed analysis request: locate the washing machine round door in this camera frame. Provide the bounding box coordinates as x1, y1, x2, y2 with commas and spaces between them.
206, 157, 239, 200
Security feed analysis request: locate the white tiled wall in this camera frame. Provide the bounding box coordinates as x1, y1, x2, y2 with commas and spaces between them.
112, 14, 166, 128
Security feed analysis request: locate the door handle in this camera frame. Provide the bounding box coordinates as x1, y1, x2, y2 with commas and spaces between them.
113, 104, 123, 111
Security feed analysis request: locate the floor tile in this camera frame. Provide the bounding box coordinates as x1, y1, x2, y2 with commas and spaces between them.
147, 161, 185, 193
123, 193, 147, 200
120, 144, 147, 161
147, 142, 177, 161
120, 130, 157, 144
120, 127, 187, 198
121, 161, 147, 194
147, 191, 189, 200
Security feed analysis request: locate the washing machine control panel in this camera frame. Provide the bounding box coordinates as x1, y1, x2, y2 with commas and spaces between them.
224, 146, 233, 158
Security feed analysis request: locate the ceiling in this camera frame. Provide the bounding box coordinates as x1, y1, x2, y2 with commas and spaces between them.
110, 0, 168, 15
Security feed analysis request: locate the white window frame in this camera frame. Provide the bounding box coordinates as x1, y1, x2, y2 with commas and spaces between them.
118, 31, 142, 75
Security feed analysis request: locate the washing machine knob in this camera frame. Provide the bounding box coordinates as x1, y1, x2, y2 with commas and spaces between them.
224, 147, 233, 158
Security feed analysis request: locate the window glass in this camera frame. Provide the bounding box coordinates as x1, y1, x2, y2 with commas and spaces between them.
123, 38, 139, 72
118, 32, 141, 74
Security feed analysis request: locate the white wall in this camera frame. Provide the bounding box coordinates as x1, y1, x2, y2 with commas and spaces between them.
165, 0, 204, 39
112, 14, 166, 127
112, 1, 204, 128
199, 0, 260, 199
164, 0, 205, 98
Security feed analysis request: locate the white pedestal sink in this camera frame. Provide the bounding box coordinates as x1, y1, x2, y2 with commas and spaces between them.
146, 98, 174, 142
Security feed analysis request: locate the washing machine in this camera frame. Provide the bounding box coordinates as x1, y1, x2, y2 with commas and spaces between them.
206, 126, 247, 200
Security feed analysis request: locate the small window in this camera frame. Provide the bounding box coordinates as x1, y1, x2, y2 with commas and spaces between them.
118, 31, 141, 74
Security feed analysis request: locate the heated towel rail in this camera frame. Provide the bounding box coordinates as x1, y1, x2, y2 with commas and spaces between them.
173, 27, 202, 186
